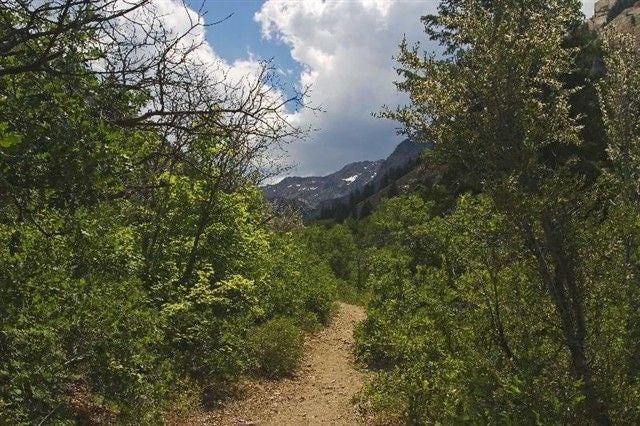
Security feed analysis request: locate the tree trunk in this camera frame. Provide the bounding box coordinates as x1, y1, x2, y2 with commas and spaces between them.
525, 213, 611, 425
180, 194, 213, 285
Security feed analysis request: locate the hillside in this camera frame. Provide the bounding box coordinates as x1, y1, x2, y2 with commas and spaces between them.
264, 139, 427, 220
262, 160, 382, 215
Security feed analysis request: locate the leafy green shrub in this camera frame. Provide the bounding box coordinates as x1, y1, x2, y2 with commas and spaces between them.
353, 194, 628, 423
163, 377, 202, 423
302, 264, 337, 325
249, 318, 305, 378
335, 280, 370, 306
0, 212, 172, 424
258, 233, 337, 324
297, 311, 322, 332
163, 274, 257, 388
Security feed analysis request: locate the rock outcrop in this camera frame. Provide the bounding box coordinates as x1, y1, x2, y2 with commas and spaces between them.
590, 0, 640, 39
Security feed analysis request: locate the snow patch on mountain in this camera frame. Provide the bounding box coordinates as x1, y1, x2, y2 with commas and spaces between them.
262, 139, 428, 219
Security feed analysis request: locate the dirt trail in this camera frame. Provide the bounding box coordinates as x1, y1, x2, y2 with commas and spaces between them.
188, 303, 368, 425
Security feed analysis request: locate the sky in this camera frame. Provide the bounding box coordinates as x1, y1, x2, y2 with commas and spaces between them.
180, 0, 597, 178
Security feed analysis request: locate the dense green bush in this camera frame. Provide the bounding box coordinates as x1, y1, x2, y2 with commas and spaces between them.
249, 318, 305, 378
258, 233, 338, 325
0, 198, 338, 423
0, 2, 340, 422
345, 1, 640, 421
354, 195, 590, 423
349, 190, 640, 423
297, 311, 322, 332
163, 275, 258, 388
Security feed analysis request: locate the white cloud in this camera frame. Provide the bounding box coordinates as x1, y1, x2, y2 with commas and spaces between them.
121, 0, 266, 86
117, 0, 598, 179
255, 0, 439, 177
255, 0, 600, 178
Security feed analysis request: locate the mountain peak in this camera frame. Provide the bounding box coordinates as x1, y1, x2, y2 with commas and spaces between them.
262, 159, 383, 212
263, 139, 428, 219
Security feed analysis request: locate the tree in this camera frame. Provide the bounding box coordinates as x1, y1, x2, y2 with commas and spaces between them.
383, 0, 613, 422
388, 181, 399, 197
359, 200, 373, 219
597, 30, 640, 378
0, 1, 332, 423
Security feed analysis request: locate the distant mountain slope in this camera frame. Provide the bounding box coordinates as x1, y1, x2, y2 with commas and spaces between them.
262, 160, 383, 213
317, 140, 429, 221
375, 138, 425, 179
263, 139, 428, 220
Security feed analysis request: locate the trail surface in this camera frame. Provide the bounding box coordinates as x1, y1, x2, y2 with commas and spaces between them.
186, 303, 368, 425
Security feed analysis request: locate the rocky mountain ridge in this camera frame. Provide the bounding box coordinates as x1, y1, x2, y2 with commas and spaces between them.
263, 139, 426, 219
263, 160, 383, 211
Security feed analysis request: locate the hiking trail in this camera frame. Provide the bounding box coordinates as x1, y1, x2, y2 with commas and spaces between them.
183, 302, 369, 425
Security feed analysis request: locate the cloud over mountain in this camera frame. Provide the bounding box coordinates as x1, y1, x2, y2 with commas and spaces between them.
255, 0, 439, 177
254, 0, 598, 177
142, 0, 598, 179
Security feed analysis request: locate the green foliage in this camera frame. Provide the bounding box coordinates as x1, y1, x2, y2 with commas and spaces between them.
334, 280, 370, 307
355, 195, 590, 423
249, 318, 305, 378
297, 311, 322, 333
343, 1, 640, 423
0, 3, 338, 423
304, 224, 358, 281
259, 232, 338, 325
163, 274, 258, 387
0, 212, 172, 423
0, 194, 336, 423
0, 123, 23, 148
5, 0, 640, 423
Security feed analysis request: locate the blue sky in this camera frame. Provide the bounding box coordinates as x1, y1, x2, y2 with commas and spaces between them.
186, 0, 302, 85
180, 0, 597, 178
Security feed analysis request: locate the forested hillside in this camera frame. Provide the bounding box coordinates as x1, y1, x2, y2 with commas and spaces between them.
0, 1, 339, 423
306, 0, 640, 424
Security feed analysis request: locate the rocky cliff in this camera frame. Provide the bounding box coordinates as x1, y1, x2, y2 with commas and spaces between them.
590, 0, 640, 38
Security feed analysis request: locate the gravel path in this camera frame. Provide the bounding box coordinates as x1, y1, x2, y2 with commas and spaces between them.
181, 302, 368, 425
